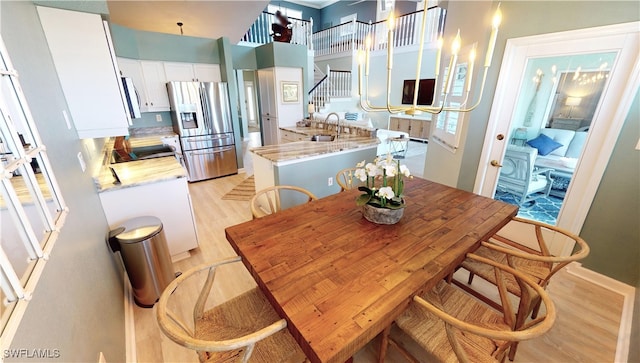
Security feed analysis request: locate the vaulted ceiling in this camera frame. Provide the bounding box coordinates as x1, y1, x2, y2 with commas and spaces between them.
106, 1, 270, 42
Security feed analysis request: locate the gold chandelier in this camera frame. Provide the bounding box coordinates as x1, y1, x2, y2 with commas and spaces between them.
357, 3, 502, 115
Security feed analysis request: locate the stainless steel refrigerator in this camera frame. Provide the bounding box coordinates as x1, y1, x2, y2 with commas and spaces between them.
167, 81, 238, 182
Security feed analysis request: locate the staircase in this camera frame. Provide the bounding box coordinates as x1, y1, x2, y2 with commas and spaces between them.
309, 64, 353, 113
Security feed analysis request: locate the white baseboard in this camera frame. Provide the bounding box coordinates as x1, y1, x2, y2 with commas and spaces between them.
123, 276, 137, 363
566, 262, 635, 363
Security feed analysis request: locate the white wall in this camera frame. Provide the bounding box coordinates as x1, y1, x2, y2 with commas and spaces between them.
1, 2, 125, 361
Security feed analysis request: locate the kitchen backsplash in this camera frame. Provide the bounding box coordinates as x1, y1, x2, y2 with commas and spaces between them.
130, 111, 172, 128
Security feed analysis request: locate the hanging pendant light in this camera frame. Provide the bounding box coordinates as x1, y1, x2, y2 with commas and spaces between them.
357, 3, 503, 115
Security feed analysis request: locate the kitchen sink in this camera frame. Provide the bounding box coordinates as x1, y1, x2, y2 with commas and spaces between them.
112, 145, 175, 163
310, 134, 335, 142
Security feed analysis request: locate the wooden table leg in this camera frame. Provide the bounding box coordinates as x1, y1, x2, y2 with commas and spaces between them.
378, 325, 392, 363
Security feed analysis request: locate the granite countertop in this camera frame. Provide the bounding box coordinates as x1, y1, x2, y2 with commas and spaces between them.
251, 133, 379, 163
94, 132, 186, 193
279, 126, 373, 139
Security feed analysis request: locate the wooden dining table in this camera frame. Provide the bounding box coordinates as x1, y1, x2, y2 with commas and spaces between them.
225, 177, 518, 363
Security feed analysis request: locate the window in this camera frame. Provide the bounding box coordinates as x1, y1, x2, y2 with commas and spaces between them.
432, 62, 469, 151
267, 5, 302, 20
0, 35, 67, 350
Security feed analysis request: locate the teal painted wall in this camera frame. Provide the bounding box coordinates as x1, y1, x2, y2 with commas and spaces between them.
275, 147, 377, 208
110, 23, 220, 63
579, 90, 639, 284
130, 112, 173, 128
2, 1, 124, 361
231, 45, 258, 70
255, 42, 312, 108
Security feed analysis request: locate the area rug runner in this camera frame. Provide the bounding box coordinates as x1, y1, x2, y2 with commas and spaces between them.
221, 175, 255, 201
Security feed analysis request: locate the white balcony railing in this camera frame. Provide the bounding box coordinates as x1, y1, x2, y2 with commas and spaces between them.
241, 11, 313, 49
312, 6, 445, 57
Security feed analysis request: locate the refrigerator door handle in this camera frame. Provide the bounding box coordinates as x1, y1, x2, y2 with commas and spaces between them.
189, 146, 234, 156
200, 83, 213, 134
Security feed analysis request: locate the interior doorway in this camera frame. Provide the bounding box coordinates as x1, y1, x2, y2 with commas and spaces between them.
244, 80, 259, 134
234, 70, 260, 138
491, 53, 614, 226
474, 22, 639, 256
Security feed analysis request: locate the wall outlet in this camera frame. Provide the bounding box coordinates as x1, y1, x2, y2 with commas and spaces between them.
77, 151, 86, 172
155, 114, 163, 122
327, 177, 333, 186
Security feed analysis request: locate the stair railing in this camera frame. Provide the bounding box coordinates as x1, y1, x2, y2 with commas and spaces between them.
309, 64, 352, 111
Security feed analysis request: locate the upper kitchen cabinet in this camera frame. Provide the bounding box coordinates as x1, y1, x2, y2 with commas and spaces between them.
37, 6, 130, 138
164, 62, 221, 82
118, 58, 170, 112
117, 57, 148, 112
139, 61, 171, 112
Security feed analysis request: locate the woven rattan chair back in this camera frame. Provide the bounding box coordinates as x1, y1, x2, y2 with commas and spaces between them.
381, 253, 556, 363
452, 216, 589, 360
250, 185, 317, 219
156, 256, 307, 363
336, 167, 365, 192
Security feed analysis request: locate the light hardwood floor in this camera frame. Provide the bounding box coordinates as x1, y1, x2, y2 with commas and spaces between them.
132, 171, 624, 363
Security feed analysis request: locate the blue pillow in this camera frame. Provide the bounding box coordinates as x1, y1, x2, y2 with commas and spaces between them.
526, 133, 563, 156
345, 112, 359, 121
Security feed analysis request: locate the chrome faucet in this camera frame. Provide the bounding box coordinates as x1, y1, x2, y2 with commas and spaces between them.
325, 112, 342, 139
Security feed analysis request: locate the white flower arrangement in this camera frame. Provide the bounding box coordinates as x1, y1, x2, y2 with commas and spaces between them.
354, 154, 411, 209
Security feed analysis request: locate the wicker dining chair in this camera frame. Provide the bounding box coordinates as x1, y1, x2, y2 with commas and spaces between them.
336, 167, 364, 192
451, 216, 590, 360
379, 253, 557, 363
156, 256, 308, 363
250, 185, 317, 219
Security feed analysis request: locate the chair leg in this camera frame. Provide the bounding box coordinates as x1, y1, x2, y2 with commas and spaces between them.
508, 341, 520, 361
530, 298, 543, 319
467, 271, 475, 285
378, 325, 392, 363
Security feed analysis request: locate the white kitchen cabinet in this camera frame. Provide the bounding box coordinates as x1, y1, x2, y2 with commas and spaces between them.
140, 60, 171, 112
262, 115, 280, 145
258, 68, 277, 117
117, 57, 147, 112
280, 129, 306, 143
164, 62, 221, 82
193, 63, 221, 82
99, 177, 199, 260
389, 116, 431, 141
37, 6, 129, 138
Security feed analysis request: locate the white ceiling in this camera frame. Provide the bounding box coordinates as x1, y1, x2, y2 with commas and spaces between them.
106, 1, 270, 42
287, 0, 340, 9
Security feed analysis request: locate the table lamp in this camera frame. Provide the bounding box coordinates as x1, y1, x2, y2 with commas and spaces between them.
565, 96, 582, 118
307, 102, 315, 119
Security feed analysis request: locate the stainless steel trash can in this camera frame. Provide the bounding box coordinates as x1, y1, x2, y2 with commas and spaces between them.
107, 216, 175, 308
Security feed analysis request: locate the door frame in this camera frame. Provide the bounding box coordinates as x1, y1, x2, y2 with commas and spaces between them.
473, 22, 639, 255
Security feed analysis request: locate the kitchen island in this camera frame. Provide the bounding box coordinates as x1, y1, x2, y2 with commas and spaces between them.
94, 133, 198, 261
251, 133, 378, 210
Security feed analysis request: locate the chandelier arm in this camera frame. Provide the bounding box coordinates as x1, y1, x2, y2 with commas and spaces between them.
441, 66, 490, 113
386, 68, 394, 113
411, 0, 430, 110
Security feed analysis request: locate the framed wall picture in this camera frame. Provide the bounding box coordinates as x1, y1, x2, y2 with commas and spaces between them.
281, 82, 299, 103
